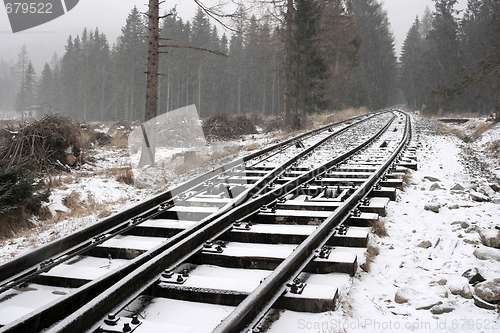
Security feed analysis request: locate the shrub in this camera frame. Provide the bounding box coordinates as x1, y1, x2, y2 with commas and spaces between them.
0, 161, 51, 238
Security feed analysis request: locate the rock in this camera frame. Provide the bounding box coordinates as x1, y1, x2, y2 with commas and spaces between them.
474, 278, 500, 303
492, 197, 500, 205
479, 229, 500, 249
418, 240, 432, 248
416, 300, 442, 311
490, 183, 500, 193
470, 190, 490, 202
448, 204, 460, 210
460, 221, 470, 229
479, 185, 496, 198
430, 303, 454, 315
424, 203, 441, 213
395, 287, 417, 304
462, 268, 486, 285
465, 225, 480, 234
429, 183, 443, 191
473, 294, 497, 310
65, 153, 76, 166
473, 247, 500, 261
451, 183, 465, 191
449, 281, 473, 299
424, 176, 441, 182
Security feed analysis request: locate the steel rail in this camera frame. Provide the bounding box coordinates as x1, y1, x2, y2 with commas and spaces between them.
43, 112, 398, 333
214, 111, 411, 333
0, 114, 382, 333
0, 113, 370, 288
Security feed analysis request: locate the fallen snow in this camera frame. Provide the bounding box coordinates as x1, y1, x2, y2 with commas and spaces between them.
266, 116, 500, 332
0, 114, 499, 332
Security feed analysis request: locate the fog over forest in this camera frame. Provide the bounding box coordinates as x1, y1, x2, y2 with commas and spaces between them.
1, 0, 497, 124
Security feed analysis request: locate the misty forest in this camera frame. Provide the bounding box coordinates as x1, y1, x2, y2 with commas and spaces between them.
0, 0, 499, 128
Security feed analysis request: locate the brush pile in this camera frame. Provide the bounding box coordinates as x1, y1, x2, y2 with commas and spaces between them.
0, 114, 85, 172
203, 113, 258, 141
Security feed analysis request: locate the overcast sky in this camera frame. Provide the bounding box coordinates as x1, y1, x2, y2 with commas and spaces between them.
1, 0, 468, 70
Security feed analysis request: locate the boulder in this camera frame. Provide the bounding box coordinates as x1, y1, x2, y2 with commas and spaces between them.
424, 202, 441, 213
473, 295, 497, 310
430, 303, 454, 315
474, 278, 500, 303
479, 184, 496, 198
479, 229, 500, 249
395, 287, 418, 304
451, 183, 465, 191
416, 300, 442, 311
470, 190, 490, 202
473, 248, 500, 262
418, 240, 432, 249
462, 268, 486, 285
465, 225, 480, 234
429, 183, 443, 191
449, 281, 473, 299
490, 183, 500, 193
424, 176, 441, 182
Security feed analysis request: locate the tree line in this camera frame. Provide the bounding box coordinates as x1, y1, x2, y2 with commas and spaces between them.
399, 0, 500, 114
2, 0, 497, 123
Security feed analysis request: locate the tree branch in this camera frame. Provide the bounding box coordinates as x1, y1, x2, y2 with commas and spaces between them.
159, 44, 228, 57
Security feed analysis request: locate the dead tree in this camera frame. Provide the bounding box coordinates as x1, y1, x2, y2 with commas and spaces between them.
139, 0, 160, 167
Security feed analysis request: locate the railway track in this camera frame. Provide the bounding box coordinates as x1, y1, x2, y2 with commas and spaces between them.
0, 110, 417, 333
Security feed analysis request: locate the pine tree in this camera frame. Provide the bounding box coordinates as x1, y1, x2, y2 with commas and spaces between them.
424, 0, 460, 112
344, 0, 397, 110
292, 0, 329, 127
37, 63, 54, 110
14, 45, 31, 112
113, 6, 147, 121
0, 59, 18, 114
400, 17, 426, 110
15, 61, 37, 113
453, 0, 500, 113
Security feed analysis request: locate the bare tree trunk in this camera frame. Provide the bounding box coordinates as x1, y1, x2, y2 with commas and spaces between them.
139, 0, 159, 167
166, 55, 171, 112
283, 0, 294, 129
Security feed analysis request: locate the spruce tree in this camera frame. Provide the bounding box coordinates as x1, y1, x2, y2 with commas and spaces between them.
400, 17, 426, 110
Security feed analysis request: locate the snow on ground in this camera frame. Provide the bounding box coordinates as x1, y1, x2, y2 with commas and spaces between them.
0, 114, 499, 332
0, 127, 276, 262
267, 116, 500, 333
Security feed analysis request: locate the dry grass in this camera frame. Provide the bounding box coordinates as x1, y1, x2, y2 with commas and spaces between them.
471, 122, 493, 141
245, 142, 259, 151
111, 135, 129, 149
112, 166, 134, 185
438, 123, 470, 142
0, 209, 35, 239
309, 107, 370, 126
371, 218, 388, 237
360, 244, 380, 273
56, 191, 126, 222
438, 121, 494, 143
275, 107, 370, 139
486, 139, 500, 156
62, 191, 82, 211
174, 154, 209, 175
337, 284, 355, 315
401, 169, 412, 189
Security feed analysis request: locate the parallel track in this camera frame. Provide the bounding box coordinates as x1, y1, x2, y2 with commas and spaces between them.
0, 110, 417, 333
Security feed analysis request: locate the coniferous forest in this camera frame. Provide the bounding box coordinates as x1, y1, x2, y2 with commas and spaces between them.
0, 0, 499, 124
